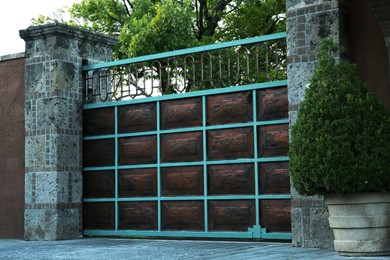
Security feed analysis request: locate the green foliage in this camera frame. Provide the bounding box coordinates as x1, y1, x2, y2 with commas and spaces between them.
289, 39, 390, 196
31, 0, 286, 59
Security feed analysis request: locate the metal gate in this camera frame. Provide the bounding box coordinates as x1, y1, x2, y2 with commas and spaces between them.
82, 32, 291, 240
82, 81, 290, 240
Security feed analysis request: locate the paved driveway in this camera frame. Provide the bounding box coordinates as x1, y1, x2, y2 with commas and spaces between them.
0, 238, 387, 259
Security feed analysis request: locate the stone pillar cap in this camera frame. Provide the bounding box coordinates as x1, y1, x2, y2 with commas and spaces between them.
19, 23, 118, 47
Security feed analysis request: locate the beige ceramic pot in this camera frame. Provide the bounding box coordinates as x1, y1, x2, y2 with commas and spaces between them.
324, 192, 390, 256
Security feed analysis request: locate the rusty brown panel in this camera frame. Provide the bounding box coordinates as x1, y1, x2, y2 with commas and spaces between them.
119, 168, 157, 197
258, 124, 289, 157
207, 128, 254, 160
259, 162, 290, 194
207, 91, 253, 125
161, 132, 203, 162
162, 201, 204, 231
83, 139, 115, 167
161, 166, 204, 196
118, 202, 158, 230
83, 202, 115, 230
83, 171, 115, 198
208, 200, 256, 231
208, 164, 254, 195
257, 87, 288, 121
83, 107, 115, 136
118, 103, 156, 133
119, 136, 157, 165
160, 97, 202, 130
260, 200, 291, 232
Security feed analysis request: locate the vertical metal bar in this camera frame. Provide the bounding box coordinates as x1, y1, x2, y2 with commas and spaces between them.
202, 95, 208, 232
156, 101, 161, 231
252, 90, 260, 228
115, 106, 119, 231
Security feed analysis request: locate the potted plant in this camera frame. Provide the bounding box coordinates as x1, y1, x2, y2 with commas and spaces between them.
289, 38, 390, 256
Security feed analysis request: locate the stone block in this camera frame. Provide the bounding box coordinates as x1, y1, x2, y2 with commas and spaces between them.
25, 135, 45, 168
25, 63, 46, 94
291, 207, 303, 247
36, 97, 68, 130
34, 172, 69, 204
25, 172, 33, 204
24, 208, 80, 240
287, 62, 316, 104
50, 134, 80, 167
50, 60, 77, 92
310, 207, 334, 248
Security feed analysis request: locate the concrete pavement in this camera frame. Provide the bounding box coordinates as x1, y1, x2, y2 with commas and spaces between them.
0, 238, 388, 260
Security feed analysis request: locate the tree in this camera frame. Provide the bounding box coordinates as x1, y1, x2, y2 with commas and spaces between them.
32, 0, 286, 59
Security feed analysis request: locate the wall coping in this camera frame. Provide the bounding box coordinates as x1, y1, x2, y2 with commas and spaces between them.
0, 52, 25, 62
19, 23, 117, 47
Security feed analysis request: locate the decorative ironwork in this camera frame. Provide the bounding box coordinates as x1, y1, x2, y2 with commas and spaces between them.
83, 32, 286, 103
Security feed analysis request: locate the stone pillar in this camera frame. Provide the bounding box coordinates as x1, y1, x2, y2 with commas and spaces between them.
20, 24, 117, 240
286, 0, 342, 248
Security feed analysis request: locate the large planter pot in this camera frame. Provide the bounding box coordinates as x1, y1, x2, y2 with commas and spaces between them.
324, 192, 390, 256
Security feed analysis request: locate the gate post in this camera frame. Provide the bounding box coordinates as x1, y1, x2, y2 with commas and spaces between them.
20, 24, 116, 240
286, 0, 343, 249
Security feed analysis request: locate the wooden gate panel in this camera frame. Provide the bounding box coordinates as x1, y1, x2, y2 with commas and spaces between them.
83, 171, 115, 198
161, 132, 203, 162
162, 201, 204, 230
118, 103, 156, 133
118, 202, 158, 230
83, 202, 115, 230
208, 200, 256, 231
118, 168, 157, 197
260, 200, 291, 232
208, 164, 255, 195
259, 162, 290, 194
207, 91, 253, 125
83, 81, 291, 240
83, 139, 115, 167
161, 166, 204, 196
207, 128, 254, 160
161, 97, 202, 129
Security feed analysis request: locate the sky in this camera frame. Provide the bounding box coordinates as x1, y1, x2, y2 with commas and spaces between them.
0, 0, 81, 56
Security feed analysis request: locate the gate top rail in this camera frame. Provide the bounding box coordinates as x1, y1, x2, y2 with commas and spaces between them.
83, 32, 286, 103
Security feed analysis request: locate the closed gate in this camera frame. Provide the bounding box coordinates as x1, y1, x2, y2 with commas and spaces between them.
82, 81, 291, 240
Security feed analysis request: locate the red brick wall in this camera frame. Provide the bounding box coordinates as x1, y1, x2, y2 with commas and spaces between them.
0, 54, 25, 238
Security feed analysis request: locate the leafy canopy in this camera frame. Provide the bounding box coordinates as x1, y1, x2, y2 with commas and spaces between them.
31, 0, 286, 59
289, 39, 390, 196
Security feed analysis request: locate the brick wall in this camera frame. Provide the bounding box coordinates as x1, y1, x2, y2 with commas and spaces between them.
0, 53, 25, 238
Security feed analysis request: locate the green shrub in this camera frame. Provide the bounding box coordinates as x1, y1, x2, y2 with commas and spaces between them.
289, 38, 390, 196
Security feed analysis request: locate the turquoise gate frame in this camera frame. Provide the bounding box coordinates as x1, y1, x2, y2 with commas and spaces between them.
82, 32, 291, 240
82, 80, 291, 240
